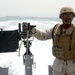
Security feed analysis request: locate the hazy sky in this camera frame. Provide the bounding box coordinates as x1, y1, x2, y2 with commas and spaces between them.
0, 0, 75, 17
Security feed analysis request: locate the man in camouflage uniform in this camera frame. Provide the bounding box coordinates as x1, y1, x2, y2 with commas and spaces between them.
32, 6, 75, 75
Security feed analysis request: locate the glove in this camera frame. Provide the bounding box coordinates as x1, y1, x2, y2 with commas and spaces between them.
31, 27, 37, 34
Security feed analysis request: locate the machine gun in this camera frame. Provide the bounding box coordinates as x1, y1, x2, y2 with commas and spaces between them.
18, 22, 36, 75
18, 22, 36, 55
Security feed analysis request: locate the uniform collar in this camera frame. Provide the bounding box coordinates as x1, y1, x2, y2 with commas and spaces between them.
55, 24, 75, 35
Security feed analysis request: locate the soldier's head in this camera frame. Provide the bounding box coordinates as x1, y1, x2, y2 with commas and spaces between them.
59, 6, 74, 24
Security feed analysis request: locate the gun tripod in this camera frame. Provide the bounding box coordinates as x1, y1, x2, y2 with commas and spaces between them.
23, 38, 34, 75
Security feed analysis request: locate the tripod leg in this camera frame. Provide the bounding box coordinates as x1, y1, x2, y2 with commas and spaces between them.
23, 55, 33, 75
48, 65, 52, 75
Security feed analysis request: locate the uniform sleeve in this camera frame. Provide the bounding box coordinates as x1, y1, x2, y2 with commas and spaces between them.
31, 27, 53, 40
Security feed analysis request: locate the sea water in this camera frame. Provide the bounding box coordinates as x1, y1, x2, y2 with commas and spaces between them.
0, 17, 75, 75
